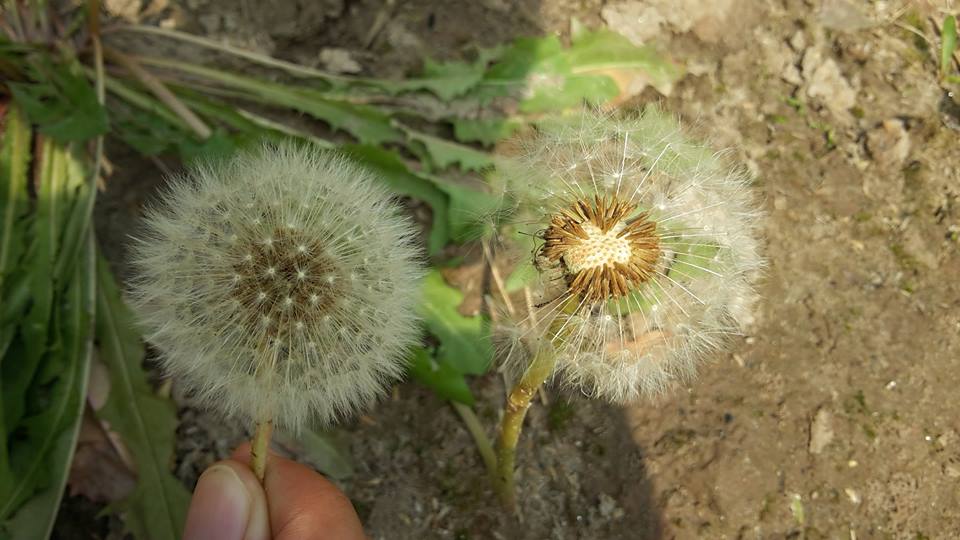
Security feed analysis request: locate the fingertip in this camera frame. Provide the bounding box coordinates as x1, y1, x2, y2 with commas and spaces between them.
263, 457, 365, 540
184, 460, 270, 540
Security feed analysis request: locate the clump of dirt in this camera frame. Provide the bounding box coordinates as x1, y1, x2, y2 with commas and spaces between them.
82, 0, 960, 538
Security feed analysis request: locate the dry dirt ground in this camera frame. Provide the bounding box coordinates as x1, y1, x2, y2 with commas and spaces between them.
74, 0, 960, 538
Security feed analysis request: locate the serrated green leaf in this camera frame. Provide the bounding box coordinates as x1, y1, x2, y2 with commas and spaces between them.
112, 105, 188, 157
136, 58, 403, 145
8, 60, 108, 143
4, 138, 70, 436
403, 127, 494, 172
407, 347, 474, 405
341, 144, 450, 254
1, 128, 94, 534
566, 27, 682, 96
396, 57, 487, 101
1, 234, 94, 538
419, 270, 492, 375
95, 257, 189, 540
452, 117, 520, 146
468, 28, 681, 112
485, 35, 566, 83
942, 15, 957, 80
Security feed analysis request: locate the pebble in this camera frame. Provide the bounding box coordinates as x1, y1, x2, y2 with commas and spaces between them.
809, 408, 835, 454
802, 47, 857, 118
865, 119, 910, 168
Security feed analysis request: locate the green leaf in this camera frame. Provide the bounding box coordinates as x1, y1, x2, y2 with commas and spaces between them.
452, 117, 520, 146
137, 59, 403, 145
176, 129, 239, 163
419, 270, 492, 375
942, 15, 957, 80
112, 105, 188, 157
402, 127, 494, 172
95, 257, 190, 540
4, 139, 72, 436
8, 60, 108, 143
468, 28, 681, 113
397, 57, 488, 100
1, 235, 94, 538
519, 72, 619, 113
407, 347, 474, 405
566, 27, 682, 96
504, 259, 538, 293
0, 104, 31, 294
436, 182, 503, 243
341, 144, 450, 254
274, 429, 354, 480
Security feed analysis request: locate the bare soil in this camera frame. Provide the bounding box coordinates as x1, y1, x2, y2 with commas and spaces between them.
79, 0, 960, 539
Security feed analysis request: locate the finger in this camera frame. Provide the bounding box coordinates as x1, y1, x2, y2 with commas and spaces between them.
183, 460, 271, 540
233, 444, 366, 540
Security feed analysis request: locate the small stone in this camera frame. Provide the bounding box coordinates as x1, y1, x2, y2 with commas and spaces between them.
319, 48, 363, 75
866, 119, 910, 168
598, 493, 624, 519
788, 30, 806, 52
601, 2, 665, 45
819, 0, 874, 32
845, 488, 862, 504
802, 48, 857, 118
809, 407, 834, 454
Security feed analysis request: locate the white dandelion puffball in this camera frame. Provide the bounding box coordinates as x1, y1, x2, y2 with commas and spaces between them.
499, 109, 763, 403
130, 143, 423, 431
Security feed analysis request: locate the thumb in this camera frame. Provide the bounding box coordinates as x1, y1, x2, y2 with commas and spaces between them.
183, 460, 271, 540
232, 443, 365, 540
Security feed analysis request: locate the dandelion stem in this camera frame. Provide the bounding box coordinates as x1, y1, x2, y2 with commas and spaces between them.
451, 401, 498, 482
494, 342, 558, 510
250, 418, 273, 483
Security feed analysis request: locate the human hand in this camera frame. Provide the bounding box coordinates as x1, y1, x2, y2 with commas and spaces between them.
183, 444, 365, 540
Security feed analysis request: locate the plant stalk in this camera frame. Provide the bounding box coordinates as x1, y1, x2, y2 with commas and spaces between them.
250, 419, 273, 483
494, 341, 559, 510
451, 401, 498, 481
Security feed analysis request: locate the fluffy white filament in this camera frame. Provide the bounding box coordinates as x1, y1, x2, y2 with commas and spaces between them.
499, 110, 764, 403
130, 143, 422, 431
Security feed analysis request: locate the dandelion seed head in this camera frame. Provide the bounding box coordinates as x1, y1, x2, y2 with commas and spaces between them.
496, 109, 764, 403
130, 143, 423, 432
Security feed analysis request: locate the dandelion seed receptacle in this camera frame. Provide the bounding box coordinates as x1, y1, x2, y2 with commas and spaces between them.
130, 143, 422, 481
492, 110, 763, 508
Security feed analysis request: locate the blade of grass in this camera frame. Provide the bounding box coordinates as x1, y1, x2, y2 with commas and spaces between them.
0, 103, 31, 298
941, 15, 957, 80
104, 47, 211, 139
114, 24, 351, 83
131, 56, 403, 145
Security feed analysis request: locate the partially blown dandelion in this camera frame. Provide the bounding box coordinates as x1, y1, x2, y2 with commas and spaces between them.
492, 109, 763, 507
130, 143, 422, 479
